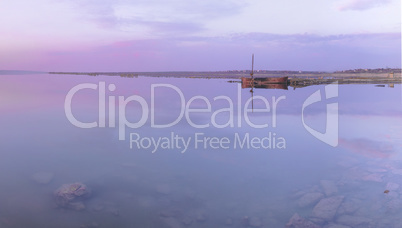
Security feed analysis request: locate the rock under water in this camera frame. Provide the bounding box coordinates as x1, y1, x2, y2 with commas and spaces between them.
54, 182, 91, 211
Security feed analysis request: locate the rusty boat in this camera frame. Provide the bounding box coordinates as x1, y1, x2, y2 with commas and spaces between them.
241, 77, 289, 89
241, 54, 289, 90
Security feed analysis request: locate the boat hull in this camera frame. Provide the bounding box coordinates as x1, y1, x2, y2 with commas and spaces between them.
241, 77, 289, 89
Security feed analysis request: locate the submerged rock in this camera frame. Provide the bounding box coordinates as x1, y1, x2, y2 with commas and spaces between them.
195, 211, 207, 222
391, 169, 402, 175
336, 215, 372, 227
225, 218, 233, 226
80, 222, 99, 228
362, 173, 383, 182
311, 196, 344, 221
32, 172, 54, 184
298, 192, 324, 208
386, 182, 399, 191
320, 180, 338, 196
323, 223, 351, 228
241, 216, 250, 226
110, 208, 120, 216
69, 201, 85, 211
54, 182, 91, 210
92, 204, 104, 212
181, 217, 193, 226
366, 168, 387, 173
159, 208, 181, 218
386, 198, 402, 211
386, 191, 399, 199
292, 190, 307, 199
161, 217, 183, 228
248, 216, 262, 227
337, 199, 361, 215
285, 213, 321, 228
156, 184, 172, 195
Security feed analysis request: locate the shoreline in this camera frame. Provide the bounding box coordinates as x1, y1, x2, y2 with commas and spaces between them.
288, 77, 401, 88
48, 71, 402, 79
48, 71, 402, 87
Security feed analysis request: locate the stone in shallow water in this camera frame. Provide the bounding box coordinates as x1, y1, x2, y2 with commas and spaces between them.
181, 217, 193, 226
337, 199, 361, 215
156, 184, 172, 194
386, 198, 402, 211
225, 218, 233, 226
362, 173, 383, 182
80, 222, 99, 228
161, 217, 183, 228
285, 213, 320, 228
32, 172, 54, 184
386, 182, 399, 191
336, 215, 372, 227
137, 196, 156, 208
320, 180, 338, 196
366, 168, 387, 173
392, 169, 402, 175
110, 208, 120, 216
337, 158, 359, 168
69, 201, 85, 211
292, 190, 307, 199
386, 191, 399, 199
195, 211, 207, 222
92, 204, 104, 212
248, 216, 262, 227
54, 182, 91, 210
324, 223, 351, 228
298, 192, 324, 208
159, 209, 179, 218
311, 196, 344, 221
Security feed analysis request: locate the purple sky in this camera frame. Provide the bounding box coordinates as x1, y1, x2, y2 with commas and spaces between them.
0, 0, 400, 72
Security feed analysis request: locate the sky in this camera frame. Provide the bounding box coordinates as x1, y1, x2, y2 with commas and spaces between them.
0, 0, 401, 72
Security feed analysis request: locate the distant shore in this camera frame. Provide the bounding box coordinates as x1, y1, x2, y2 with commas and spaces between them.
48, 71, 401, 79
47, 70, 401, 88
0, 70, 46, 75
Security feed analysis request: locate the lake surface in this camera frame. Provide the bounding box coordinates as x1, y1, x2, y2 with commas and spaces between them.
0, 73, 401, 227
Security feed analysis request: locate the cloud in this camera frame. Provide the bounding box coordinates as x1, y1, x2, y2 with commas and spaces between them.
337, 0, 392, 11
4, 31, 400, 72
229, 32, 401, 46
67, 0, 246, 36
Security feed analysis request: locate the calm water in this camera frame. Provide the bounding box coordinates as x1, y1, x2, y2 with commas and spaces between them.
0, 73, 401, 227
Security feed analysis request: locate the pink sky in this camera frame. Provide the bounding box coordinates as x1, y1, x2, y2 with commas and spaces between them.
0, 0, 400, 72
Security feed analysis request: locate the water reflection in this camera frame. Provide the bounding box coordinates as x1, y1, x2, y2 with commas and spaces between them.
0, 73, 401, 227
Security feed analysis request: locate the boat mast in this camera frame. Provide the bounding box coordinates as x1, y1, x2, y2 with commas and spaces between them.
251, 54, 254, 112
251, 54, 254, 79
